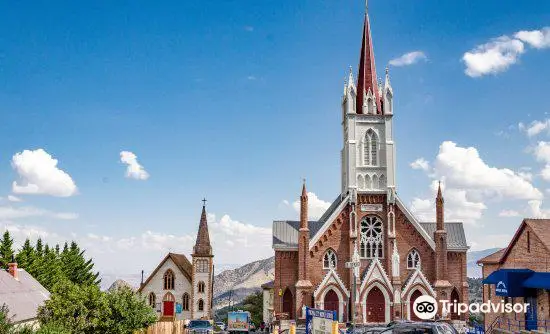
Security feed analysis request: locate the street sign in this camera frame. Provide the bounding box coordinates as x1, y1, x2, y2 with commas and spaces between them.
345, 261, 360, 268
305, 307, 336, 334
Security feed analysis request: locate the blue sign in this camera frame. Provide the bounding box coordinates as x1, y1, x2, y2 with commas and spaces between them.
305, 307, 337, 334
176, 303, 182, 314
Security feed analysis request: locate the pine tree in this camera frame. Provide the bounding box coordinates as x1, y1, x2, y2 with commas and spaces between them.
15, 238, 35, 270
37, 246, 64, 290
60, 241, 100, 286
0, 231, 14, 269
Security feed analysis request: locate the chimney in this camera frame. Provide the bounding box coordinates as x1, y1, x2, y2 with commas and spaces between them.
8, 255, 18, 280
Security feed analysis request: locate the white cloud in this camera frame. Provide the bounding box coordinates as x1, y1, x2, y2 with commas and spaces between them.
11, 149, 78, 197
468, 233, 512, 251
531, 141, 550, 181
7, 195, 22, 202
519, 119, 550, 137
410, 158, 430, 171
463, 36, 525, 77
120, 151, 150, 180
436, 141, 542, 200
463, 27, 550, 77
289, 192, 331, 220
389, 51, 427, 67
527, 199, 550, 218
514, 28, 550, 49
499, 210, 520, 217
0, 205, 78, 221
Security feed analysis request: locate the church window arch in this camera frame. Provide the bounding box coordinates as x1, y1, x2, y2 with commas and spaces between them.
372, 174, 379, 189
198, 299, 204, 311
365, 174, 372, 189
148, 292, 156, 307
198, 281, 206, 293
163, 270, 175, 290
360, 216, 383, 258
379, 174, 386, 189
370, 132, 378, 165
358, 174, 365, 190
182, 293, 190, 311
323, 249, 337, 269
407, 249, 421, 269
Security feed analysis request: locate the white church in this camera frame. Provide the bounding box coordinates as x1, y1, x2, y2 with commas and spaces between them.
138, 204, 214, 321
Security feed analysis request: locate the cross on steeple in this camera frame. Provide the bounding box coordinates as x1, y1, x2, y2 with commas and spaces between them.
202, 198, 207, 207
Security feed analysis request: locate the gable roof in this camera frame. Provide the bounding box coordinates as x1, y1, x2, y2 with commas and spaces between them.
138, 252, 193, 292
477, 248, 506, 264
420, 222, 469, 251
272, 194, 468, 253
0, 269, 50, 323
478, 219, 550, 265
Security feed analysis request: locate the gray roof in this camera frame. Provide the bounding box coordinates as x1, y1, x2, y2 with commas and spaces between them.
273, 195, 343, 249
272, 192, 468, 252
0, 269, 50, 323
420, 222, 468, 251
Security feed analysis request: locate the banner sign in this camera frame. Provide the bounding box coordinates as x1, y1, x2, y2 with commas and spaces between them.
305, 307, 336, 334
360, 204, 383, 212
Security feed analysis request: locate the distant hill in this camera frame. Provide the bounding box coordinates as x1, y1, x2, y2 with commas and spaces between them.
213, 256, 274, 310
467, 248, 502, 278
108, 279, 135, 292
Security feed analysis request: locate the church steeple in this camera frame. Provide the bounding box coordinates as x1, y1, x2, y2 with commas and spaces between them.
193, 200, 212, 256
300, 181, 308, 230
436, 181, 445, 231
356, 1, 380, 114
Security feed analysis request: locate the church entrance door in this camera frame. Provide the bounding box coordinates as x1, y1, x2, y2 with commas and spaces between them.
409, 289, 423, 321
450, 289, 460, 320
366, 286, 385, 323
324, 290, 339, 319
163, 292, 175, 317
163, 301, 174, 316
282, 289, 294, 319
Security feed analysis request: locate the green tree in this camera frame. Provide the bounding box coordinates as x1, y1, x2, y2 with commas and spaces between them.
0, 304, 15, 334
104, 287, 157, 333
60, 242, 100, 286
241, 292, 263, 326
38, 281, 155, 334
15, 239, 35, 270
37, 280, 109, 334
0, 231, 15, 269
36, 246, 64, 291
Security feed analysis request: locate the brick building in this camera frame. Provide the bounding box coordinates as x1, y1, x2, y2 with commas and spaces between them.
138, 204, 214, 321
271, 5, 469, 324
477, 219, 550, 332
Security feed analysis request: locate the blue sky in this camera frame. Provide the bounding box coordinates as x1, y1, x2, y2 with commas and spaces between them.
1, 0, 550, 278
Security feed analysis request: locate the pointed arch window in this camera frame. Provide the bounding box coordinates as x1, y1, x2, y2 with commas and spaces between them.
163, 270, 175, 290
198, 299, 205, 311
358, 175, 365, 190
364, 130, 379, 166
198, 281, 206, 293
182, 293, 190, 311
360, 216, 383, 258
407, 249, 421, 269
148, 292, 156, 307
323, 249, 337, 269
379, 175, 386, 189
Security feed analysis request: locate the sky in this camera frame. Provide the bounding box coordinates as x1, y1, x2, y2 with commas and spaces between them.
0, 0, 550, 279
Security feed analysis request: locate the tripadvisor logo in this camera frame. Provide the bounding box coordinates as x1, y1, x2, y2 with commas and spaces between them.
412, 293, 530, 319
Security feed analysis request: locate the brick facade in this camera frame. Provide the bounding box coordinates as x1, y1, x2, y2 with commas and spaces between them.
479, 220, 550, 330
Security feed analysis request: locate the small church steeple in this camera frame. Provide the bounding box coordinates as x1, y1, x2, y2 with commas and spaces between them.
436, 181, 445, 231
300, 180, 308, 230
193, 199, 212, 256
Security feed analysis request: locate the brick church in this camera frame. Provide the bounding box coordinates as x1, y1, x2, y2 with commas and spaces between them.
272, 5, 469, 324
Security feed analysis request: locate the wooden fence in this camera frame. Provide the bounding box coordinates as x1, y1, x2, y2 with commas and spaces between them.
135, 320, 186, 334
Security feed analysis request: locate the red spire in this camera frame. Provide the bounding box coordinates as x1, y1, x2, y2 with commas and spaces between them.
356, 4, 381, 114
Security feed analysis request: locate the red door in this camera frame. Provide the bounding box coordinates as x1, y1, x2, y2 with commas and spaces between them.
366, 287, 385, 323
163, 301, 174, 316
324, 290, 339, 319
409, 290, 423, 321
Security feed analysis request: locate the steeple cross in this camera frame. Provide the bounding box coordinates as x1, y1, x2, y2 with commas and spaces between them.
202, 198, 207, 206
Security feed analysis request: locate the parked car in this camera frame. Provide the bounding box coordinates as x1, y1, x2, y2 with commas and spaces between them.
216, 322, 227, 331
368, 321, 458, 334
188, 319, 214, 334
